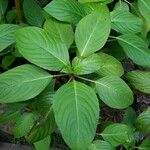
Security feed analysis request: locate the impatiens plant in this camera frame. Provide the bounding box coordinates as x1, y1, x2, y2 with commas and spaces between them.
0, 0, 150, 150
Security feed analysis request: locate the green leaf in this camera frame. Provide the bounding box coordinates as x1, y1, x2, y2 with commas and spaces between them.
102, 123, 135, 147
44, 0, 86, 24
53, 81, 99, 150
13, 112, 38, 138
75, 7, 111, 57
88, 140, 114, 150
111, 10, 143, 34
138, 0, 150, 24
79, 0, 105, 3
26, 109, 56, 143
1, 55, 15, 69
16, 27, 70, 71
114, 0, 129, 11
96, 52, 124, 77
138, 138, 150, 150
23, 0, 45, 27
34, 136, 51, 150
136, 107, 150, 132
117, 34, 150, 67
0, 24, 20, 52
72, 54, 102, 75
0, 64, 52, 103
95, 76, 133, 109
126, 70, 150, 94
0, 0, 8, 16
44, 18, 74, 49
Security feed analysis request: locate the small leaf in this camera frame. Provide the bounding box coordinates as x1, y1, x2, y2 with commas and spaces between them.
1, 55, 15, 69
114, 0, 129, 11
95, 76, 133, 109
126, 70, 150, 94
23, 0, 45, 27
102, 123, 135, 147
44, 0, 86, 24
34, 136, 51, 150
0, 0, 8, 16
117, 34, 150, 67
53, 81, 99, 150
44, 18, 74, 49
0, 64, 52, 103
88, 140, 114, 150
13, 112, 38, 138
138, 138, 150, 150
75, 7, 111, 57
0, 24, 20, 52
111, 10, 143, 34
136, 107, 150, 132
16, 27, 70, 71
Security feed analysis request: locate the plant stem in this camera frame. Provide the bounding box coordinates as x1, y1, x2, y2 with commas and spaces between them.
15, 0, 23, 23
52, 74, 68, 78
75, 76, 96, 83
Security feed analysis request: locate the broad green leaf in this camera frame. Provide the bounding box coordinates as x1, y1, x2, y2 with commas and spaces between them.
138, 0, 150, 24
111, 10, 143, 34
95, 76, 133, 109
44, 0, 86, 24
34, 136, 51, 150
117, 34, 150, 67
0, 64, 52, 103
138, 138, 150, 150
79, 0, 105, 3
88, 140, 114, 150
53, 81, 99, 150
126, 70, 150, 94
13, 112, 38, 138
136, 107, 150, 132
26, 109, 56, 143
96, 52, 124, 77
114, 0, 129, 11
0, 24, 20, 52
102, 123, 135, 147
72, 54, 101, 75
16, 27, 70, 71
122, 107, 136, 129
0, 0, 8, 16
75, 7, 111, 57
23, 0, 45, 27
44, 18, 74, 49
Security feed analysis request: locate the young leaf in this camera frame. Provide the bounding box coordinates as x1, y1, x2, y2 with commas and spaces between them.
0, 64, 52, 103
44, 0, 86, 24
34, 136, 51, 150
26, 109, 56, 143
96, 52, 124, 77
117, 34, 150, 67
102, 123, 135, 147
13, 112, 38, 138
138, 138, 150, 150
75, 7, 111, 57
111, 10, 143, 34
88, 140, 114, 150
44, 18, 74, 49
16, 27, 70, 71
23, 0, 45, 27
126, 70, 150, 94
53, 81, 99, 150
96, 76, 133, 109
136, 107, 150, 132
0, 24, 20, 52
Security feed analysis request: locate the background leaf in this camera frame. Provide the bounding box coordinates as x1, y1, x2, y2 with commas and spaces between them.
0, 24, 20, 52
23, 0, 45, 27
111, 9, 143, 34
44, 18, 74, 49
117, 34, 150, 67
53, 81, 99, 150
96, 76, 133, 109
44, 0, 86, 24
75, 6, 111, 57
16, 27, 70, 71
0, 64, 52, 103
138, 138, 150, 150
0, 0, 8, 16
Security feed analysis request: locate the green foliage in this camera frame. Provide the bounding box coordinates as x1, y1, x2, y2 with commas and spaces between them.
0, 0, 150, 149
